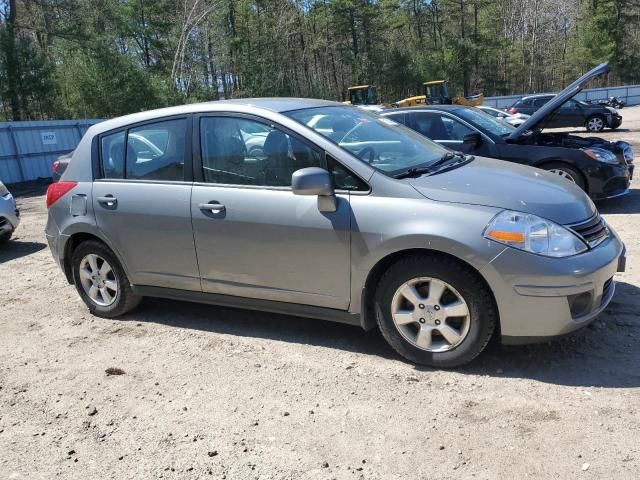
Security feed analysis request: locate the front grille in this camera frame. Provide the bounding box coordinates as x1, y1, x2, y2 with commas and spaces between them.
568, 213, 609, 248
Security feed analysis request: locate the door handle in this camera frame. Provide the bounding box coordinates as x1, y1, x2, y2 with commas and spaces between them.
97, 195, 118, 208
199, 202, 226, 213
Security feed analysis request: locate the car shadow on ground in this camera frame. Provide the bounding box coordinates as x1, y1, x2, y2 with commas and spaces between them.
120, 281, 640, 389
598, 188, 640, 214
0, 240, 47, 262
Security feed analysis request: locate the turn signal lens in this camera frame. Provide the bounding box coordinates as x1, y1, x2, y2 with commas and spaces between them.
485, 230, 526, 243
46, 181, 77, 208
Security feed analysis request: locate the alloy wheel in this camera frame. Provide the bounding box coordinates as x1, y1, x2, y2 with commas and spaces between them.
79, 254, 118, 307
587, 117, 604, 132
391, 277, 471, 353
548, 168, 576, 183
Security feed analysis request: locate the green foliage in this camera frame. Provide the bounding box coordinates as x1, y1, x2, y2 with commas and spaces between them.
1, 0, 639, 120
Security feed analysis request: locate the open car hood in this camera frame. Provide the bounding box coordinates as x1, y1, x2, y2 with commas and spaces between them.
507, 62, 609, 141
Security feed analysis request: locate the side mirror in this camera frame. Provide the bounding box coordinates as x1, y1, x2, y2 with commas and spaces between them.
462, 132, 482, 150
292, 167, 337, 213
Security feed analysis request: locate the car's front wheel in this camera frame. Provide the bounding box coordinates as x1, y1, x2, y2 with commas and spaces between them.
71, 240, 141, 318
375, 255, 496, 368
586, 115, 606, 132
543, 162, 586, 191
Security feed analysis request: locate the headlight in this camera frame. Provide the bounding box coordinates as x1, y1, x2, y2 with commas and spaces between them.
0, 181, 9, 197
583, 147, 618, 164
623, 145, 634, 164
484, 210, 588, 258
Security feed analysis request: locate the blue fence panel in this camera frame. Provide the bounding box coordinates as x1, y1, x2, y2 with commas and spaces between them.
0, 119, 102, 184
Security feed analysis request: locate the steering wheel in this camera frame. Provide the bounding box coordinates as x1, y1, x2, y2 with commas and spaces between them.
358, 146, 376, 164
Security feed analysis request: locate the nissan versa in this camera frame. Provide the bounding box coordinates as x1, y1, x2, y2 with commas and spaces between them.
45, 98, 626, 367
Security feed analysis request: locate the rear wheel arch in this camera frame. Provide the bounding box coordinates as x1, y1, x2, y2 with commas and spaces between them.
360, 249, 500, 337
63, 232, 129, 285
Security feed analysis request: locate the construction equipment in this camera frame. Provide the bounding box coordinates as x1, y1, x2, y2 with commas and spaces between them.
344, 85, 378, 106
393, 80, 484, 108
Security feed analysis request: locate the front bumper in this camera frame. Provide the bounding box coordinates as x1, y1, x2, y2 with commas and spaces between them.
480, 229, 625, 343
0, 194, 20, 237
586, 161, 633, 200
608, 114, 622, 129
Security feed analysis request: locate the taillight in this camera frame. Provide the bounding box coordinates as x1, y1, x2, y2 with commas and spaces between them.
507, 107, 518, 114
46, 181, 77, 208
52, 160, 60, 172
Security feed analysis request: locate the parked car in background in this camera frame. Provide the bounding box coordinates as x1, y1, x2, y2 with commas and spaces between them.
477, 105, 529, 127
382, 63, 634, 200
588, 96, 625, 109
0, 181, 20, 243
46, 97, 626, 368
506, 92, 621, 132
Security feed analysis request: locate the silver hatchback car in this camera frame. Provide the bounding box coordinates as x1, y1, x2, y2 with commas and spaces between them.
45, 99, 626, 367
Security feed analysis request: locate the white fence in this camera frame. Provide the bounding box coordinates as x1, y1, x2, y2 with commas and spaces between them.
483, 84, 640, 109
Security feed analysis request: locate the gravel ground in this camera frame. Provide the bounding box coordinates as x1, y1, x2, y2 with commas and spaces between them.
1, 108, 640, 479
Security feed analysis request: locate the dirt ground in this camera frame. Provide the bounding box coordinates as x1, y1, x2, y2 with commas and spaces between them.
1, 108, 640, 480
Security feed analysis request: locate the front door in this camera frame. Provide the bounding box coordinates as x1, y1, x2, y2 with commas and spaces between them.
93, 117, 200, 291
409, 111, 487, 155
191, 115, 351, 309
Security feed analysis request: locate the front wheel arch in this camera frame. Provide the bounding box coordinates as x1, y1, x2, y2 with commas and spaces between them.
538, 160, 588, 193
360, 248, 500, 337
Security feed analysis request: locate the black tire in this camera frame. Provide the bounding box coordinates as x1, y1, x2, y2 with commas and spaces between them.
542, 162, 586, 191
375, 255, 497, 368
71, 240, 141, 318
0, 231, 11, 244
585, 114, 606, 133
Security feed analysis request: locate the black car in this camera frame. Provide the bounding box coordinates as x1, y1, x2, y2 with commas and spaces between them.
382, 63, 634, 200
506, 94, 622, 132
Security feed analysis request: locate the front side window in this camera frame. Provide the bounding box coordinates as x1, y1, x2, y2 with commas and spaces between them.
411, 112, 474, 141
285, 106, 447, 177
200, 117, 322, 187
126, 119, 187, 181
100, 131, 125, 179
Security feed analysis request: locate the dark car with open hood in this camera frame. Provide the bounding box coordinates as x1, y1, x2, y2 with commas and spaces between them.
382, 63, 634, 200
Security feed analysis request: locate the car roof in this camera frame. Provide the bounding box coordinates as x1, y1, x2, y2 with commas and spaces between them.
519, 94, 554, 101
86, 98, 342, 137
383, 105, 468, 114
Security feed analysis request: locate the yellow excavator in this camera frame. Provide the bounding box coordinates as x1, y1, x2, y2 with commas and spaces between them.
393, 80, 484, 108
343, 85, 379, 106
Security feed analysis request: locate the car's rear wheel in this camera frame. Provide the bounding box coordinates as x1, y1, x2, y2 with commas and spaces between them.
71, 240, 141, 318
543, 162, 586, 191
586, 115, 605, 132
375, 255, 496, 368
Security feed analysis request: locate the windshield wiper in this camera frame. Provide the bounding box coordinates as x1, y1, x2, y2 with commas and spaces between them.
393, 151, 469, 179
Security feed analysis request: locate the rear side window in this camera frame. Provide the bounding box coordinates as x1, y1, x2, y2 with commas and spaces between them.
101, 131, 125, 179
99, 118, 187, 181
126, 119, 187, 181
533, 97, 551, 108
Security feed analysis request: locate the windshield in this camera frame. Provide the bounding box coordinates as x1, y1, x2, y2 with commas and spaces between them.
285, 106, 448, 176
456, 108, 515, 137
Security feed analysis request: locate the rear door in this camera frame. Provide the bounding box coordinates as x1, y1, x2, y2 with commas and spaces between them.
190, 114, 351, 309
93, 117, 200, 291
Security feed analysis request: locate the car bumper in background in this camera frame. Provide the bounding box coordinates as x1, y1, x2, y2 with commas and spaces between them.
480, 230, 625, 343
608, 114, 622, 129
587, 161, 633, 200
0, 194, 20, 237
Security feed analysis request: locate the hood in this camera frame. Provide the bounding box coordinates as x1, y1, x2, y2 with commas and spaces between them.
507, 62, 609, 141
408, 157, 596, 224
